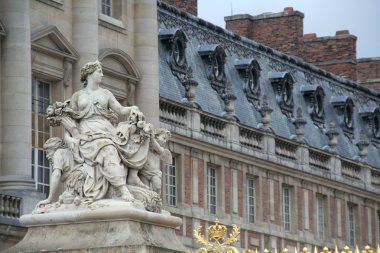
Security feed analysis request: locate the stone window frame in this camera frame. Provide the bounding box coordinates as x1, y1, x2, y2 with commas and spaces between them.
206, 165, 218, 215
98, 0, 126, 31
98, 48, 141, 106
331, 96, 355, 139
198, 44, 227, 97
31, 25, 79, 194
347, 203, 357, 246
235, 59, 261, 107
359, 106, 380, 147
164, 156, 178, 207
315, 195, 326, 240
269, 71, 295, 117
31, 78, 52, 196
282, 185, 291, 231
301, 84, 325, 127
36, 0, 64, 11
159, 28, 190, 82
246, 177, 256, 223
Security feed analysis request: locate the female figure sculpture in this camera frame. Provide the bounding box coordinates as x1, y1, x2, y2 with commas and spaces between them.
39, 60, 160, 208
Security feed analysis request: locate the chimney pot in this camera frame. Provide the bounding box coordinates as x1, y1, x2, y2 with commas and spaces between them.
304, 33, 317, 39
336, 30, 349, 36
284, 7, 294, 12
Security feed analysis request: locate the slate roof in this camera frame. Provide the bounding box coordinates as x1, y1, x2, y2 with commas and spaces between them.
157, 1, 380, 169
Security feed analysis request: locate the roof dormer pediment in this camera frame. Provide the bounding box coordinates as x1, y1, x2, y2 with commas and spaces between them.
31, 26, 78, 61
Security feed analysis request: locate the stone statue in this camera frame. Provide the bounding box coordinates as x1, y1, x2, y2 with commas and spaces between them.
36, 60, 171, 213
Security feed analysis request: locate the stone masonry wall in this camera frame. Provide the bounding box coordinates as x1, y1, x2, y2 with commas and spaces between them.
357, 58, 380, 90
225, 7, 304, 57
162, 0, 197, 16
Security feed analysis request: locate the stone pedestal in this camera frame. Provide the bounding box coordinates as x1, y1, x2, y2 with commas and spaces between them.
3, 204, 187, 253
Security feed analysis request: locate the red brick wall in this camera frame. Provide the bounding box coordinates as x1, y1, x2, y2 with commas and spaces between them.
329, 196, 336, 238
198, 159, 204, 208
273, 180, 280, 225
225, 8, 304, 57
308, 190, 314, 232
224, 166, 231, 214
371, 208, 376, 246
318, 62, 357, 80
303, 32, 357, 63
262, 178, 269, 222
360, 205, 366, 246
297, 187, 303, 230
238, 170, 244, 217
186, 217, 192, 237
162, 0, 197, 16
225, 17, 252, 40
184, 155, 191, 204
357, 58, 380, 80
357, 58, 380, 90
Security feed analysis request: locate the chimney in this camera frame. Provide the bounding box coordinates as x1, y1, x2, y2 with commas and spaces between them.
162, 0, 198, 16
225, 7, 304, 57
303, 30, 357, 80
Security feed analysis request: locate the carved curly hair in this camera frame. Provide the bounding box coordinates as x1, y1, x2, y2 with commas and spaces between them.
80, 60, 102, 86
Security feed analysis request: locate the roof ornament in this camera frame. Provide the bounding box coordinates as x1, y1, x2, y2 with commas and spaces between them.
323, 121, 339, 152
355, 130, 369, 161
291, 107, 307, 142
258, 95, 273, 132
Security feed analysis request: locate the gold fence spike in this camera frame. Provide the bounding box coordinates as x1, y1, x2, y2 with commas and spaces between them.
283, 248, 289, 253
302, 247, 310, 253
322, 246, 331, 253
355, 245, 359, 253
275, 248, 278, 253
314, 246, 318, 253
264, 248, 269, 253
377, 245, 380, 253
256, 248, 258, 253
334, 246, 339, 253
295, 247, 298, 253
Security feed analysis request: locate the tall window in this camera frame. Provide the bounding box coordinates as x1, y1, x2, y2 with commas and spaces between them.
282, 186, 290, 231
101, 0, 112, 16
247, 178, 255, 223
316, 196, 325, 239
165, 157, 177, 206
348, 205, 355, 246
206, 167, 217, 214
31, 78, 51, 195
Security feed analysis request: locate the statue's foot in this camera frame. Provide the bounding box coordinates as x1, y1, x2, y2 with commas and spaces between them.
127, 176, 150, 189
119, 185, 134, 202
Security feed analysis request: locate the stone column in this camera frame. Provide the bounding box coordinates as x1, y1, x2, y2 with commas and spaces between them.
0, 0, 35, 190
72, 0, 99, 92
134, 0, 160, 127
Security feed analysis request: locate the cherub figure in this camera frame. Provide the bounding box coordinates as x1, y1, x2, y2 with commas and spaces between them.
139, 128, 172, 194
36, 137, 75, 207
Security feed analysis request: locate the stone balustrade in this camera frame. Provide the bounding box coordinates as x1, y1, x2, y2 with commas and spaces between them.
0, 194, 21, 219
159, 99, 380, 194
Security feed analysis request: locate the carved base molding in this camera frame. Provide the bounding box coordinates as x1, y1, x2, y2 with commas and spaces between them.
4, 205, 186, 253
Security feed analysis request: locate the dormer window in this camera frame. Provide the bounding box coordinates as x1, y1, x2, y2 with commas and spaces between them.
359, 107, 380, 147
268, 71, 294, 117
198, 44, 227, 96
235, 59, 261, 107
301, 85, 325, 128
159, 28, 189, 82
172, 39, 186, 67
331, 96, 354, 139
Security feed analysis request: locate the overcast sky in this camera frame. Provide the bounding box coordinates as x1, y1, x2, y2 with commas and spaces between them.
198, 0, 380, 59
